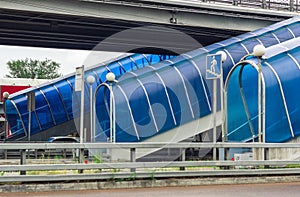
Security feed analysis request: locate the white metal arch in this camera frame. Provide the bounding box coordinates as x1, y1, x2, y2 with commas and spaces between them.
114, 83, 140, 140
286, 27, 296, 38
125, 72, 159, 132
147, 65, 177, 125
224, 59, 266, 142
264, 62, 295, 138
182, 53, 211, 111
52, 84, 70, 120
39, 89, 57, 126
8, 100, 27, 138
165, 59, 195, 118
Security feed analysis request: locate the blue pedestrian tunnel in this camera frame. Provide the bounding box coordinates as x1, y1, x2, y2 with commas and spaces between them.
4, 16, 300, 145
225, 37, 300, 143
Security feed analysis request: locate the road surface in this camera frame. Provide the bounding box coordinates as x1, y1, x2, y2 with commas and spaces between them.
2, 182, 300, 197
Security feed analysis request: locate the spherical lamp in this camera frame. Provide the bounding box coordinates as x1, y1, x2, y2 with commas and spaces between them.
87, 75, 95, 85
106, 72, 116, 82
253, 44, 266, 57
216, 51, 227, 63
3, 92, 9, 99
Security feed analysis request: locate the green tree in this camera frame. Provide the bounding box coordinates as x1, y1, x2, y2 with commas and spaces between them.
6, 58, 62, 79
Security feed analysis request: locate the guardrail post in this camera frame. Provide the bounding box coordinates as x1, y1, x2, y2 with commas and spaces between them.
225, 148, 230, 160
20, 150, 26, 175
180, 148, 186, 171
34, 149, 38, 159
222, 147, 231, 169
4, 149, 7, 159
78, 148, 85, 173
264, 147, 269, 169
130, 148, 136, 172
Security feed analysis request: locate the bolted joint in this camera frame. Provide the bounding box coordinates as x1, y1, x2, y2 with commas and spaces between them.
170, 17, 177, 24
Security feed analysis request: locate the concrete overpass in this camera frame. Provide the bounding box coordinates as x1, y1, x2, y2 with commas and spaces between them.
0, 0, 297, 54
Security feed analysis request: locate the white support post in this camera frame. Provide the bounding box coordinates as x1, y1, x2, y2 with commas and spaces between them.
80, 72, 85, 144
113, 89, 116, 143
106, 72, 117, 143
27, 92, 35, 142
90, 84, 93, 142
28, 108, 31, 142
87, 75, 95, 142
213, 78, 217, 161
109, 82, 113, 143
258, 61, 262, 144
253, 44, 266, 161
75, 66, 85, 145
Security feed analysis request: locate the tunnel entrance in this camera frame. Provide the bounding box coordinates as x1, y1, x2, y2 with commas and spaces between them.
225, 62, 264, 142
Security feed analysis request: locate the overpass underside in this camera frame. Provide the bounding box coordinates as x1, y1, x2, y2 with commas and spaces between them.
0, 0, 296, 54
0, 8, 244, 54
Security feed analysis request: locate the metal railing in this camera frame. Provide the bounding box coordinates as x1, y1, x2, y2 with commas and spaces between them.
136, 0, 300, 12
206, 0, 300, 12
0, 142, 300, 182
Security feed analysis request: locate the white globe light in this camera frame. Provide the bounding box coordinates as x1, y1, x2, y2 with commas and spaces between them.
253, 44, 266, 57
216, 51, 227, 63
106, 72, 116, 82
3, 92, 9, 99
86, 75, 95, 85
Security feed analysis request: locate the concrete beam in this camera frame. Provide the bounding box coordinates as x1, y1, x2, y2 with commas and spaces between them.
0, 0, 294, 31
0, 0, 296, 51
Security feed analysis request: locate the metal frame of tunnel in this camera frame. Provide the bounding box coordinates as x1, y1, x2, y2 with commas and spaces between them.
93, 82, 116, 143
224, 59, 266, 143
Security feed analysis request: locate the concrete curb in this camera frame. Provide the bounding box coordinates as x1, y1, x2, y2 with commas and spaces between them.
1, 175, 300, 193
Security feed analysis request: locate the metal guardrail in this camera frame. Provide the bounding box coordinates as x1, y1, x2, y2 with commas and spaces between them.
1, 142, 300, 149
207, 0, 300, 12
2, 168, 300, 183
135, 0, 300, 12
0, 142, 300, 183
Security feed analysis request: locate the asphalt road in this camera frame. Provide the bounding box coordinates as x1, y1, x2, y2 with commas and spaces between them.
2, 182, 300, 197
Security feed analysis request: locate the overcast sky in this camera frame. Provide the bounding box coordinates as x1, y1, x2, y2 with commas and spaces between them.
0, 45, 122, 79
